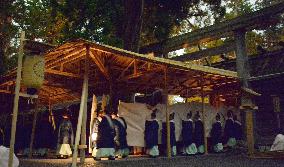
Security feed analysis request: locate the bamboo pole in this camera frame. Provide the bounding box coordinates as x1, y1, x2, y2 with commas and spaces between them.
80, 98, 87, 163
200, 77, 208, 154
28, 98, 39, 158
164, 67, 171, 158
8, 31, 25, 167
71, 45, 89, 167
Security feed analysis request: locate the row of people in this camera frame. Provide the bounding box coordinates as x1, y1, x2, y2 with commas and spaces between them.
210, 111, 242, 152
145, 111, 205, 157
56, 111, 129, 160
56, 110, 242, 159
145, 110, 242, 157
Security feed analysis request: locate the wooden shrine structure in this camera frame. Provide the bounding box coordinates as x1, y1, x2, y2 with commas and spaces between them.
0, 38, 238, 166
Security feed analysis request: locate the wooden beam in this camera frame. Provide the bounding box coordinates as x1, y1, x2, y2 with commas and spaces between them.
140, 2, 284, 54
46, 47, 85, 68
117, 60, 135, 80
118, 67, 164, 81
164, 67, 171, 158
89, 50, 110, 80
0, 90, 12, 94
173, 41, 236, 61
72, 45, 90, 167
45, 69, 82, 78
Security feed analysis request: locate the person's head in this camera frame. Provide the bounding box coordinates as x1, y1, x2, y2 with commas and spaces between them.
216, 113, 220, 121
195, 111, 200, 120
111, 112, 118, 119
169, 113, 175, 120
62, 110, 69, 119
151, 112, 156, 119
187, 111, 192, 119
227, 110, 233, 118
276, 128, 284, 135
97, 110, 104, 117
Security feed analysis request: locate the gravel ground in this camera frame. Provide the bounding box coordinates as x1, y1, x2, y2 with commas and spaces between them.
20, 152, 284, 167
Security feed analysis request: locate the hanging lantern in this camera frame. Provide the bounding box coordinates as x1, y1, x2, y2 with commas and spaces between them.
22, 55, 45, 92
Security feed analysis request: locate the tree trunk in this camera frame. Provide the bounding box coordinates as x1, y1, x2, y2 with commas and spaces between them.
123, 0, 144, 52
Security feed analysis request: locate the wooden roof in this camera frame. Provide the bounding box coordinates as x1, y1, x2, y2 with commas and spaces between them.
0, 39, 239, 106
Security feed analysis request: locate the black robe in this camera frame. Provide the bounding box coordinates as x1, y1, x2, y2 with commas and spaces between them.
234, 121, 242, 140
194, 119, 204, 147
35, 119, 55, 149
162, 121, 176, 147
96, 115, 115, 148
181, 120, 194, 147
210, 121, 222, 146
57, 119, 74, 145
113, 117, 128, 149
145, 119, 159, 149
224, 118, 234, 143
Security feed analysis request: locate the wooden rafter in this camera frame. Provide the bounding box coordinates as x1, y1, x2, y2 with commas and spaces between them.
89, 50, 110, 80
46, 47, 85, 68
118, 66, 164, 82
117, 59, 135, 80
45, 69, 82, 78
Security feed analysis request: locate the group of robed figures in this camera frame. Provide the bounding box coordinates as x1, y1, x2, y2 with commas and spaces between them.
56, 110, 129, 160
144, 110, 242, 157
55, 108, 242, 159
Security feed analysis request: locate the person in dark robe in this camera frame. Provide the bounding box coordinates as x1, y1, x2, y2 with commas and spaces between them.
194, 111, 205, 154
145, 112, 159, 157
56, 113, 74, 158
111, 112, 129, 158
90, 111, 103, 158
210, 113, 223, 153
181, 111, 197, 155
224, 110, 236, 148
95, 112, 115, 160
162, 113, 176, 156
233, 115, 242, 142
35, 114, 56, 157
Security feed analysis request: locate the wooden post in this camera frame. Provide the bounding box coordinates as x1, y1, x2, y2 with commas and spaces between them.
28, 99, 39, 158
200, 77, 208, 154
8, 31, 25, 167
164, 67, 171, 158
234, 29, 254, 156
245, 110, 254, 155
80, 99, 87, 163
71, 45, 89, 167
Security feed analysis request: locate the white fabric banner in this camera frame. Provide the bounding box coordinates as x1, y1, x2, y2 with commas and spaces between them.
118, 102, 239, 147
